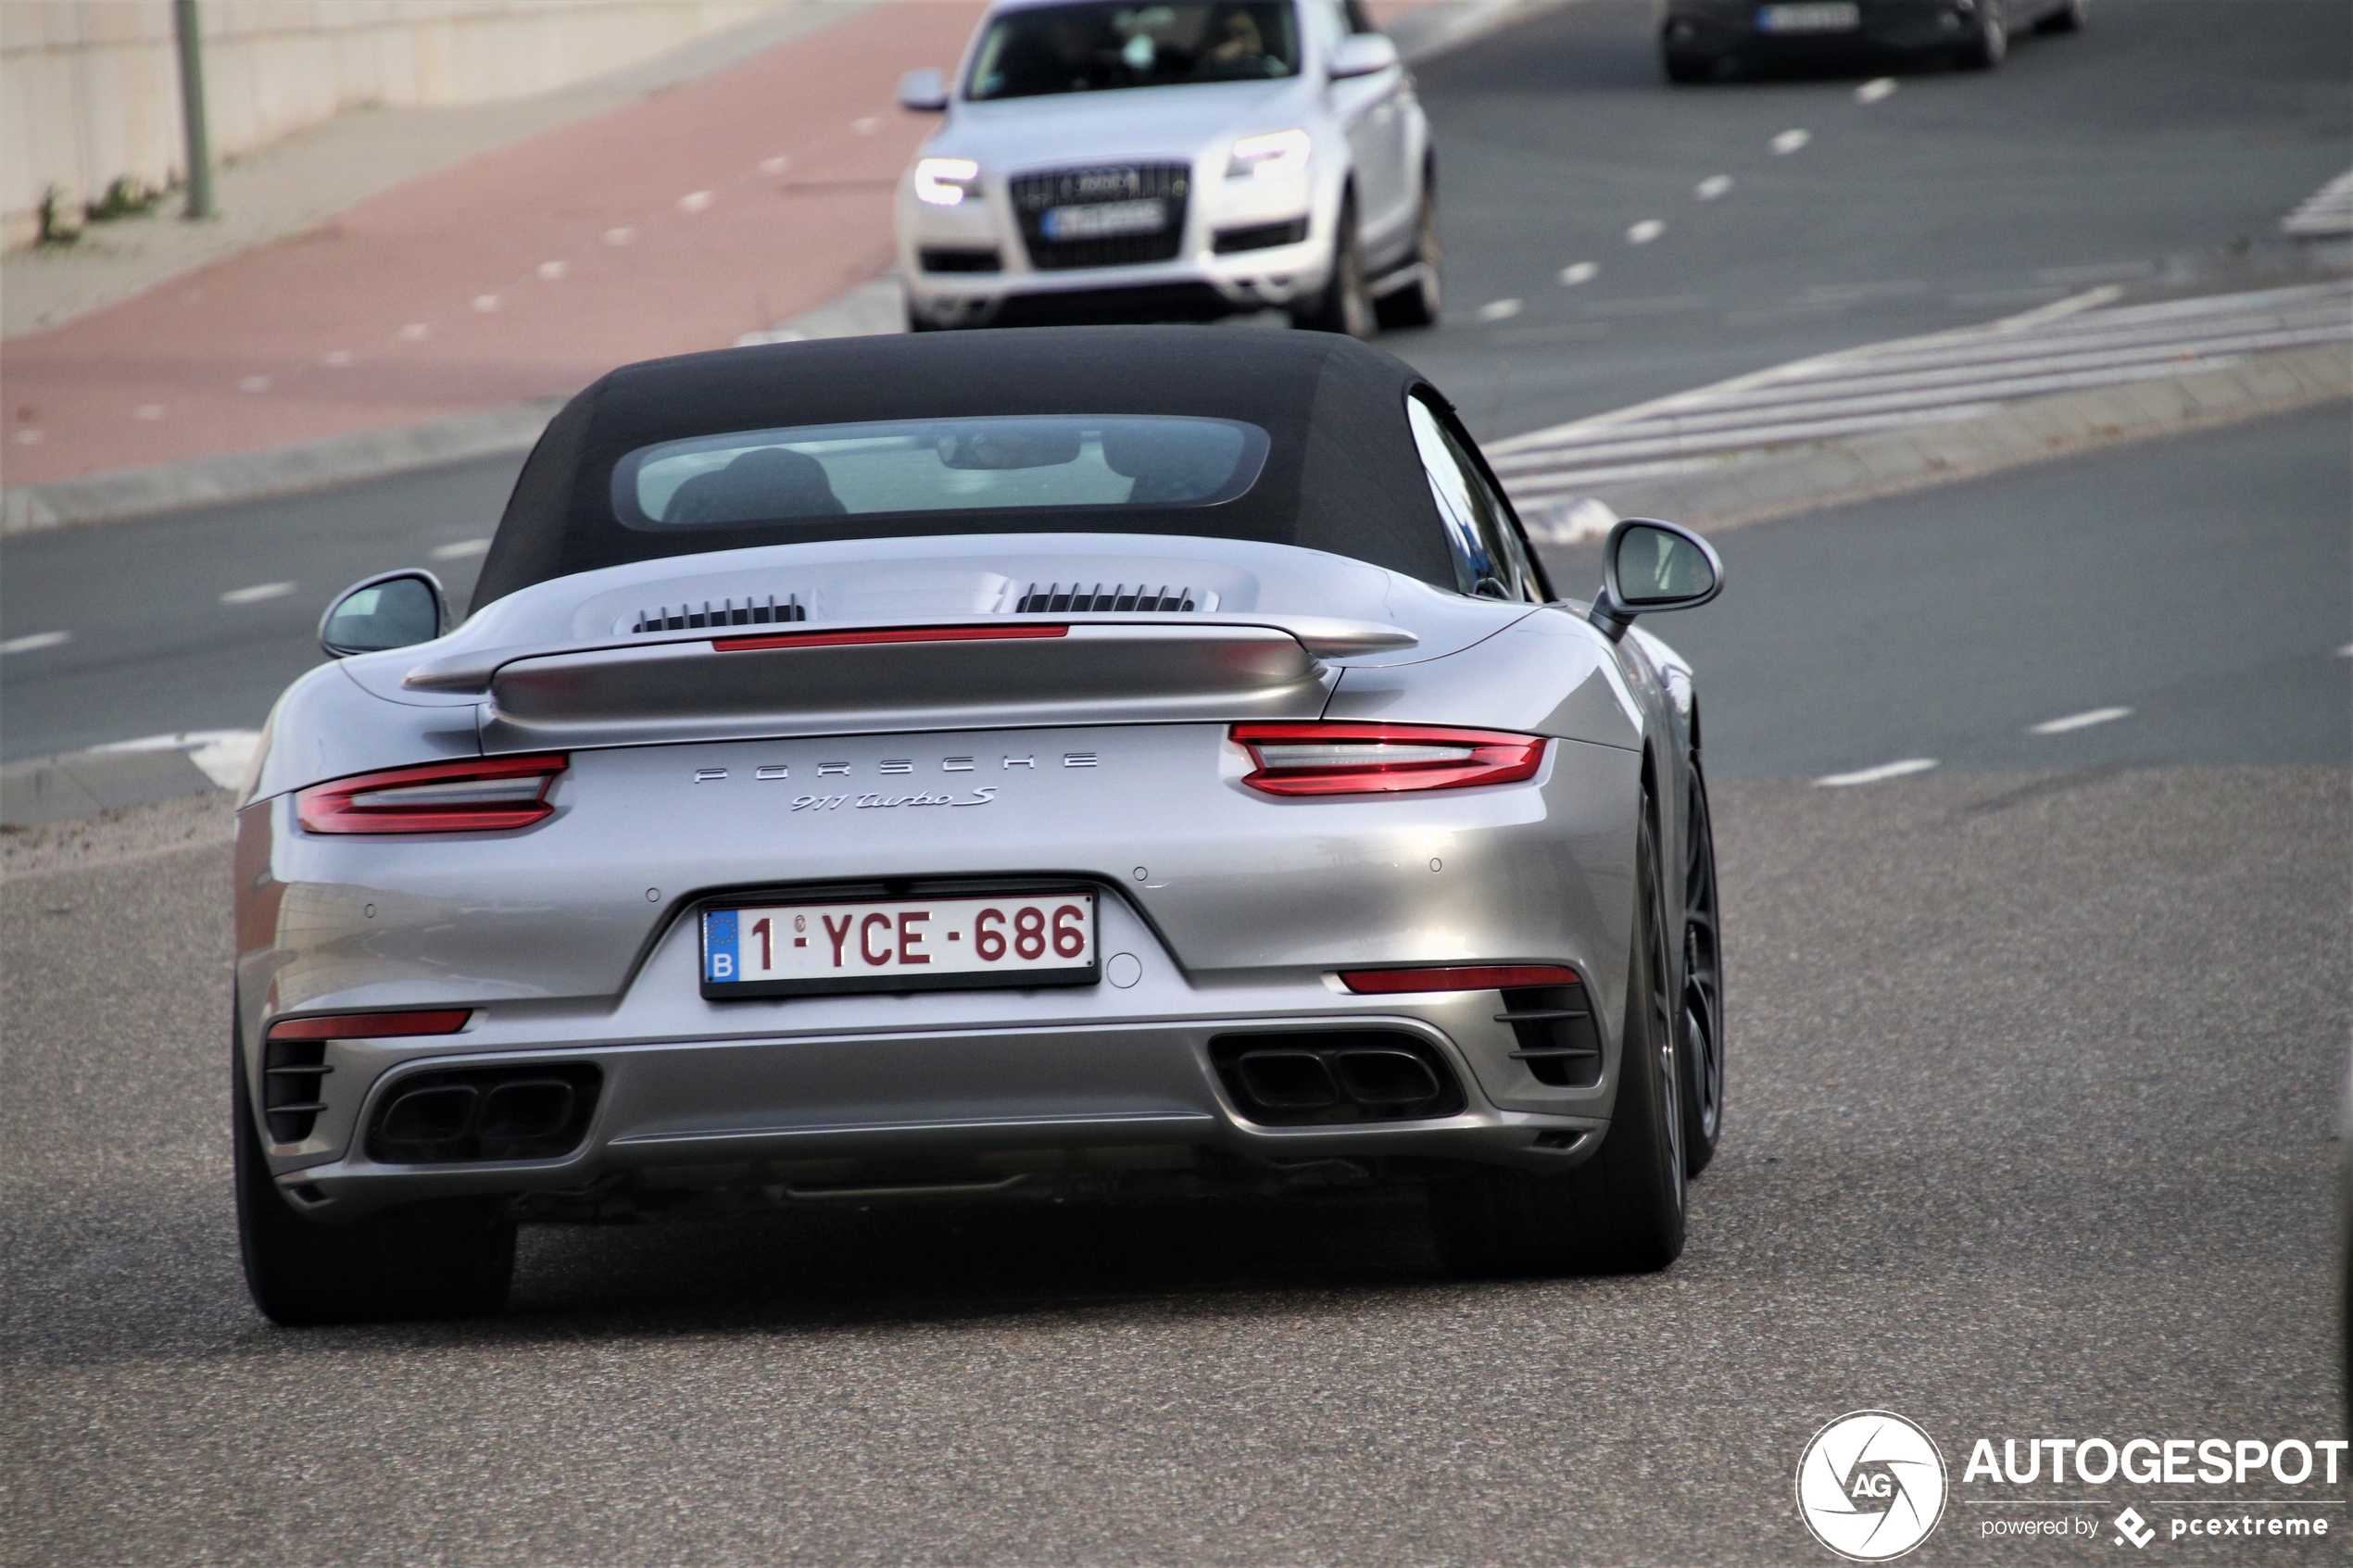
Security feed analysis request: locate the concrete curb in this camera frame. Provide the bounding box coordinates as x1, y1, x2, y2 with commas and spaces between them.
1536, 343, 2353, 540
2, 731, 257, 827
0, 0, 1574, 536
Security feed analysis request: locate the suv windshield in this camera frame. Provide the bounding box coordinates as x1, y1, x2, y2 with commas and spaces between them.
967, 3, 1300, 100
613, 415, 1270, 532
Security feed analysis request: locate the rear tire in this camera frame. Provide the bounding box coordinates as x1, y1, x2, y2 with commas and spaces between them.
1662, 50, 1717, 83
1957, 2, 2007, 66
1292, 189, 1374, 337
235, 1039, 515, 1325
1429, 801, 1688, 1275
1374, 169, 1443, 330
2036, 0, 2085, 32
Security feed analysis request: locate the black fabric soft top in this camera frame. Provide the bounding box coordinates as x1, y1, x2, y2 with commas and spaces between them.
470, 325, 1458, 610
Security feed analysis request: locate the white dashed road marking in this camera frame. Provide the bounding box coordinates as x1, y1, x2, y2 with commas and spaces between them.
472, 295, 502, 313
678, 191, 715, 214
1856, 78, 1896, 103
431, 539, 492, 559
1, 631, 71, 655
759, 156, 791, 176
1695, 175, 1733, 200
536, 261, 568, 281
853, 117, 880, 134
2031, 706, 2133, 734
1772, 129, 1811, 155
1627, 220, 1664, 245
220, 583, 296, 606
134, 405, 164, 420
237, 376, 271, 393
1477, 298, 1524, 322
322, 350, 353, 366
400, 323, 430, 341
605, 227, 635, 245
1816, 759, 1938, 787
1559, 262, 1598, 286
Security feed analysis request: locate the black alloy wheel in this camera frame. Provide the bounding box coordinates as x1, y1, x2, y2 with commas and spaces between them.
1678, 765, 1725, 1175
1959, 1, 2008, 66
1295, 189, 1374, 337
1427, 797, 1688, 1275
1374, 168, 1443, 330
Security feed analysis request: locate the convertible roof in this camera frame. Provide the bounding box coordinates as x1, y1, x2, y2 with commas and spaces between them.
471, 326, 1457, 609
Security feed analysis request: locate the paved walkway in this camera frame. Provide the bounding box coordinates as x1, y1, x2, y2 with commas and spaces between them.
2, 0, 984, 489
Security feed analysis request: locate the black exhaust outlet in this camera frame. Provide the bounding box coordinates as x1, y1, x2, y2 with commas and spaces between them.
1212, 1032, 1465, 1126
368, 1063, 600, 1164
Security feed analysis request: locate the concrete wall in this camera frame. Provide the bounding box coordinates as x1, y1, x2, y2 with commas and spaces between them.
3, 1, 780, 248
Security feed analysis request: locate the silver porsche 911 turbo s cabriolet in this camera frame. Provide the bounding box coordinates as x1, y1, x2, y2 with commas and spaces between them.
233, 327, 1727, 1323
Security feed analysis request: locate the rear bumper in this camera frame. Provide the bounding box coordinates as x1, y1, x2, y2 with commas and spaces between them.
261, 1011, 1609, 1221
1661, 0, 1982, 56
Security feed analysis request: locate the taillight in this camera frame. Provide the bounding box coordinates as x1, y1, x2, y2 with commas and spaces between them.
1232, 722, 1546, 796
296, 755, 567, 834
1340, 965, 1580, 994
266, 1010, 472, 1040
713, 624, 1068, 652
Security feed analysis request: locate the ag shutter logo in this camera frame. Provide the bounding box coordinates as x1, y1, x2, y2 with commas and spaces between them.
1797, 1411, 1949, 1561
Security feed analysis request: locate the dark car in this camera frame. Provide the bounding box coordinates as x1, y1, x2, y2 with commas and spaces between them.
1657, 0, 2085, 82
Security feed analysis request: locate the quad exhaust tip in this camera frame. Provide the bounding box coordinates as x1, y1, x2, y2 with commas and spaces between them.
1212, 1032, 1464, 1125
368, 1063, 601, 1164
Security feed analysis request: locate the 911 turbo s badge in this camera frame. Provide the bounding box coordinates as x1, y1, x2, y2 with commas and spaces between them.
793, 787, 998, 811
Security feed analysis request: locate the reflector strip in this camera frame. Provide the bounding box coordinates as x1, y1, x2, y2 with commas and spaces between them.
713, 624, 1070, 652
266, 1010, 472, 1040
1340, 965, 1580, 994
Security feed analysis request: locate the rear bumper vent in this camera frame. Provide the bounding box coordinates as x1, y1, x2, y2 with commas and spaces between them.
631, 595, 806, 634
262, 1038, 333, 1144
1212, 1032, 1465, 1126
367, 1063, 602, 1164
1012, 582, 1213, 613
1499, 980, 1604, 1088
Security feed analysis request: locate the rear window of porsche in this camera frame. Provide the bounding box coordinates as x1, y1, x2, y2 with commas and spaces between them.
611, 415, 1270, 532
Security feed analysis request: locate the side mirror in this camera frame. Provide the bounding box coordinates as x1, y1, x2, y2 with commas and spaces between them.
898, 68, 949, 112
320, 570, 447, 659
1327, 32, 1400, 80
1589, 518, 1722, 642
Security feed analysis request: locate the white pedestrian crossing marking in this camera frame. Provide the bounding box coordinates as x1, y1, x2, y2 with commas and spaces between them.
2281, 169, 2353, 238
1493, 281, 2352, 535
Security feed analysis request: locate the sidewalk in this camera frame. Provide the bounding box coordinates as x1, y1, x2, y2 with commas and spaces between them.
1, 0, 984, 495
0, 0, 1529, 529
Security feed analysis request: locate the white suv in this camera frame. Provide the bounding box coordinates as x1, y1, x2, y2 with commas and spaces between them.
894, 0, 1439, 335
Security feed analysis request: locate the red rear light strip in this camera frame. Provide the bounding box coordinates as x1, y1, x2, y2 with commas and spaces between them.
296, 754, 568, 835
266, 1009, 472, 1040
1340, 965, 1581, 994
714, 624, 1069, 652
1231, 721, 1546, 797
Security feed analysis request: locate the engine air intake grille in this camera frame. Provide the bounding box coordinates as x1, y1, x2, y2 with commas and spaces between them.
1013, 582, 1205, 613
1012, 163, 1189, 270
632, 595, 806, 633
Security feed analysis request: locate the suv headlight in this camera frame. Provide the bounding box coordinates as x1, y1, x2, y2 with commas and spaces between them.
1226, 130, 1311, 180
913, 157, 982, 207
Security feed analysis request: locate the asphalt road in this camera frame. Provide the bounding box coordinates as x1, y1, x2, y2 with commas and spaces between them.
5, 0, 2347, 761
3, 4, 2349, 1562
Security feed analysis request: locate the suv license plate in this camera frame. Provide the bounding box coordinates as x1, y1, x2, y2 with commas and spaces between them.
1756, 2, 1860, 31
1042, 199, 1165, 240
701, 891, 1099, 998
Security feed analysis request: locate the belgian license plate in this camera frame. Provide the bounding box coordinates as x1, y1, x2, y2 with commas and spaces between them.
701, 891, 1099, 998
1756, 2, 1860, 31
1042, 199, 1165, 240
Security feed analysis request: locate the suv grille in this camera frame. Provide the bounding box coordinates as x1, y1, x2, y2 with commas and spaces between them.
632, 595, 806, 633
1013, 582, 1208, 613
1012, 163, 1189, 270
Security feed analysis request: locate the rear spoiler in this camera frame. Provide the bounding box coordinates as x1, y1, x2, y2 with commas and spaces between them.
398, 617, 1417, 752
